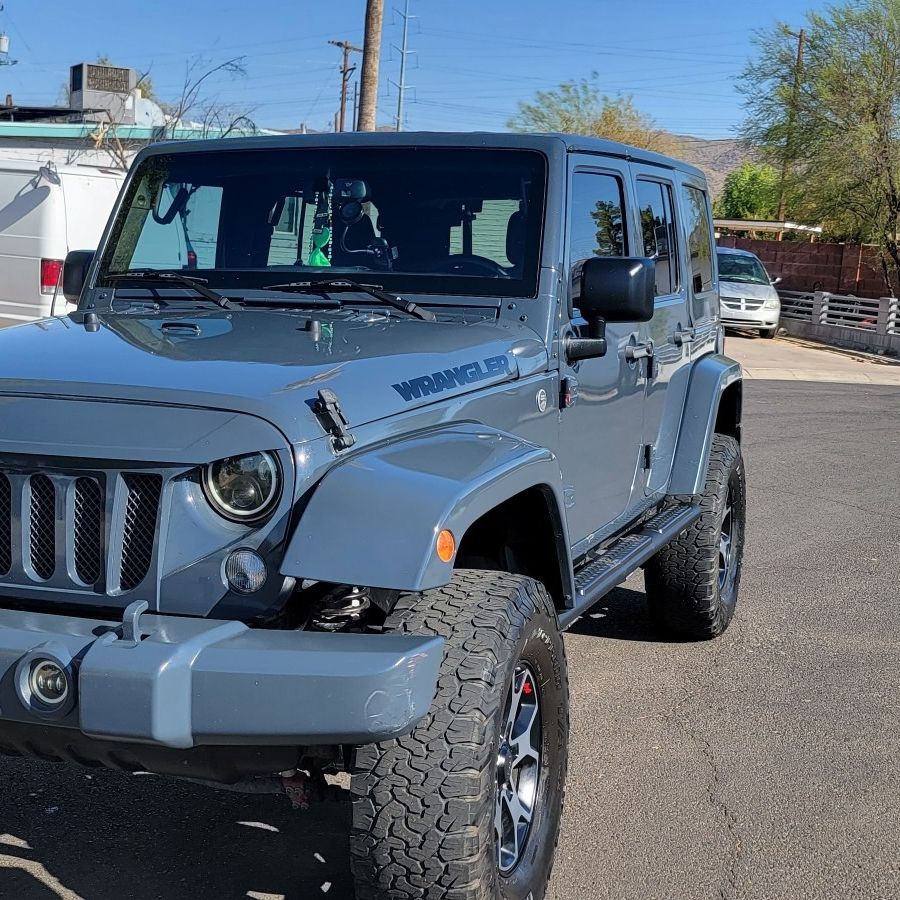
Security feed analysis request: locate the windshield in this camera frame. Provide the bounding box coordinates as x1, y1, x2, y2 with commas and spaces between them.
716, 251, 770, 285
98, 146, 546, 299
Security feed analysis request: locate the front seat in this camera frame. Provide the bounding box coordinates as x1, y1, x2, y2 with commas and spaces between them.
505, 209, 526, 276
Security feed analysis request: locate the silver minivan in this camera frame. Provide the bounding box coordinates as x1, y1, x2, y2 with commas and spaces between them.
716, 246, 781, 338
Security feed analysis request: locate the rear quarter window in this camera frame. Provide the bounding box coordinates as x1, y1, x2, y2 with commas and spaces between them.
681, 184, 715, 318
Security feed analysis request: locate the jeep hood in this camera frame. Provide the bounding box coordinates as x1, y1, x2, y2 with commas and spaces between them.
0, 310, 547, 443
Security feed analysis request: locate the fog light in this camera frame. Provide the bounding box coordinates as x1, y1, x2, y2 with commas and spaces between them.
225, 549, 267, 593
29, 660, 69, 707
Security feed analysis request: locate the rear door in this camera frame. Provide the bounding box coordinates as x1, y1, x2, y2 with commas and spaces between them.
629, 165, 693, 496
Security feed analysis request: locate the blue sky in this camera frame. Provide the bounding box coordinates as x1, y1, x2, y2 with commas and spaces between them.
1, 0, 817, 136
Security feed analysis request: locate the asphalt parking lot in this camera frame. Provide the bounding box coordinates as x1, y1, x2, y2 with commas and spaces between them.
1, 335, 897, 900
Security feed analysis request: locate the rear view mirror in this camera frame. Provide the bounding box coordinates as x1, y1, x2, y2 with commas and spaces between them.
153, 185, 191, 225
63, 249, 94, 303
771, 276, 782, 286
567, 257, 655, 362
579, 256, 655, 323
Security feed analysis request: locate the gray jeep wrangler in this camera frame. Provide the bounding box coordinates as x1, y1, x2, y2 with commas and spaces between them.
0, 133, 744, 899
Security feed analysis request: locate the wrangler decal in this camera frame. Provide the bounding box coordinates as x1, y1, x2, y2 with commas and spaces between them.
392, 355, 511, 402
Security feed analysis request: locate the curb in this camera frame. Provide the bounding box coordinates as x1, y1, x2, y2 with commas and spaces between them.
774, 334, 900, 367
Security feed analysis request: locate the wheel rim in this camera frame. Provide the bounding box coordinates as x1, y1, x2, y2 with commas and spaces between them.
495, 662, 542, 875
718, 489, 735, 590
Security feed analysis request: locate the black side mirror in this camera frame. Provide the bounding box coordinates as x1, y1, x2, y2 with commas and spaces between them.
567, 256, 655, 361
63, 249, 95, 304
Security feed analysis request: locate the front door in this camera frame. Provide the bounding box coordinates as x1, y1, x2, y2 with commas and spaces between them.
557, 161, 648, 552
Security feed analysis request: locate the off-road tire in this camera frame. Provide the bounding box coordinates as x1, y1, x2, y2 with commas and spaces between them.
350, 570, 569, 900
761, 326, 778, 339
645, 434, 746, 639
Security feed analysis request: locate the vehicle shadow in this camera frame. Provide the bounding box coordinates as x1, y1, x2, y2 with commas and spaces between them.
566, 585, 688, 643
0, 760, 356, 899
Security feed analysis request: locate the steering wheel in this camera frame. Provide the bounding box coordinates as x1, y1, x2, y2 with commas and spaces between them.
429, 254, 510, 277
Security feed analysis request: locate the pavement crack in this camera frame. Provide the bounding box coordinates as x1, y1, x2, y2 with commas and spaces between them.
755, 484, 900, 523
664, 690, 743, 900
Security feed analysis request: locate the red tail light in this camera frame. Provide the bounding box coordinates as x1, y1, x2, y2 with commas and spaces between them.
40, 258, 64, 295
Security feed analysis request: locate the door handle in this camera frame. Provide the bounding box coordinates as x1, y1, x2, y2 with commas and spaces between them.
625, 340, 654, 362
625, 340, 656, 379
673, 327, 696, 346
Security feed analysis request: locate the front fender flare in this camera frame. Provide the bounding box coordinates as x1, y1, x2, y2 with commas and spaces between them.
281, 424, 570, 594
668, 353, 742, 496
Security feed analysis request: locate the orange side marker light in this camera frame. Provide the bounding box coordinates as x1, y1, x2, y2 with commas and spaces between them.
436, 529, 456, 563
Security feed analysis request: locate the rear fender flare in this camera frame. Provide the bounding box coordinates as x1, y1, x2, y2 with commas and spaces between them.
281, 424, 572, 595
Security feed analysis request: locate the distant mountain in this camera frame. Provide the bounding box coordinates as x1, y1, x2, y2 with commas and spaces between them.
673, 136, 753, 198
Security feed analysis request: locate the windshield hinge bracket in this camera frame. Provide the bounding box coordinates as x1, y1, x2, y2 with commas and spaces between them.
313, 388, 357, 451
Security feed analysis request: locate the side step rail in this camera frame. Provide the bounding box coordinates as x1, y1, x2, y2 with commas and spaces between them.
558, 501, 701, 630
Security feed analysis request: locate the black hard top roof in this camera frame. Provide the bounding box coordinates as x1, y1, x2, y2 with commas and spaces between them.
138, 131, 706, 181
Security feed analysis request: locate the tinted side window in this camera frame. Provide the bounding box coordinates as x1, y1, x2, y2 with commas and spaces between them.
682, 185, 714, 304
449, 199, 520, 268
636, 179, 677, 296
569, 172, 626, 263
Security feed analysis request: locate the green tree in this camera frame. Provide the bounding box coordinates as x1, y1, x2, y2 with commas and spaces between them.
591, 200, 624, 256
714, 162, 779, 219
740, 0, 900, 288
509, 75, 678, 155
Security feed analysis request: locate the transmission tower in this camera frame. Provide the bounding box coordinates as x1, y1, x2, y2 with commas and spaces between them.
390, 0, 415, 131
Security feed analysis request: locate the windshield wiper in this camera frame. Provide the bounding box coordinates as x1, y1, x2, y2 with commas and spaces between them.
263, 279, 436, 322
104, 271, 240, 309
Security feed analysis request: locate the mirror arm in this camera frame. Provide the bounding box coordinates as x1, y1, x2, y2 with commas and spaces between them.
566, 316, 608, 362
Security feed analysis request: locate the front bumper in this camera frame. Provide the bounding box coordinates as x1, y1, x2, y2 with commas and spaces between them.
719, 303, 779, 329
0, 605, 443, 753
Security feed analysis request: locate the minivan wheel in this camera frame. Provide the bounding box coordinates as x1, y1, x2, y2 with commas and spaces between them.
760, 326, 778, 339
644, 434, 746, 639
350, 570, 569, 900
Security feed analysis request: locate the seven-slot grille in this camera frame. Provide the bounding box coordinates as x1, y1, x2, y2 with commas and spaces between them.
0, 470, 162, 593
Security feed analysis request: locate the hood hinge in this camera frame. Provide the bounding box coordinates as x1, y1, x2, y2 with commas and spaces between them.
313, 388, 357, 451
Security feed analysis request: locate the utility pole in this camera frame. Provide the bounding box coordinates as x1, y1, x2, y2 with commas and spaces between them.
329, 39, 362, 132
357, 0, 384, 132
390, 0, 415, 131
776, 27, 806, 232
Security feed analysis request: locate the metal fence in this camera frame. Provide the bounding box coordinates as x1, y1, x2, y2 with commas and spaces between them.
778, 291, 899, 352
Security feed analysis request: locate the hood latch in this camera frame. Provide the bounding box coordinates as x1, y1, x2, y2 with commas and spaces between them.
313, 388, 357, 451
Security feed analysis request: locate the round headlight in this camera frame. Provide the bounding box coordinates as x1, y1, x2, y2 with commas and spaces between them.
203, 452, 281, 522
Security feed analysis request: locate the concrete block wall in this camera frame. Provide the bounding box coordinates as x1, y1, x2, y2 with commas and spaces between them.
717, 236, 890, 298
